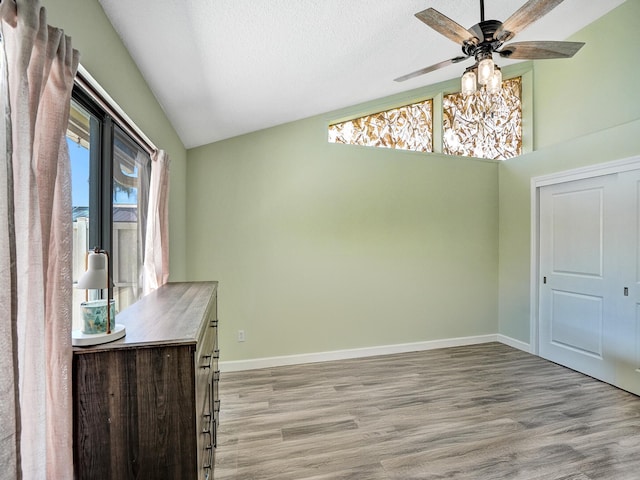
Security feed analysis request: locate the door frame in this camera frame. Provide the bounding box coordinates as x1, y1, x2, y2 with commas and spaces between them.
529, 155, 640, 355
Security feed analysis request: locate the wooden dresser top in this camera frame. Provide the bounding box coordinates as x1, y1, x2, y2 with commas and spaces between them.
73, 281, 218, 354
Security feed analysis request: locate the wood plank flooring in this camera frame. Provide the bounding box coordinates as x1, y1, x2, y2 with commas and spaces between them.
214, 343, 640, 479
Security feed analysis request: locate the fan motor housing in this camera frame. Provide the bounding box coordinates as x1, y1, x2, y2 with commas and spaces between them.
463, 20, 506, 58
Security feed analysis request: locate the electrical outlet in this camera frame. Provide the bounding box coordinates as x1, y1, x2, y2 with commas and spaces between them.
237, 330, 245, 342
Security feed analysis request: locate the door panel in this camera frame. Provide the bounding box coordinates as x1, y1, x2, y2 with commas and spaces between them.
608, 170, 640, 394
539, 175, 616, 385
551, 188, 603, 277
550, 290, 602, 357
539, 171, 640, 396
636, 304, 640, 373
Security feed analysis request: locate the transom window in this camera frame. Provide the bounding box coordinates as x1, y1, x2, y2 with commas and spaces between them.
328, 99, 433, 153
328, 76, 522, 161
443, 76, 522, 160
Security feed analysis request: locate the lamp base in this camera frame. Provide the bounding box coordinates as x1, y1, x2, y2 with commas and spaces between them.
72, 324, 126, 347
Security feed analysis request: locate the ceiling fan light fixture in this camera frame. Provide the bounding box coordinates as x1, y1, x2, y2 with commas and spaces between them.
477, 57, 494, 85
486, 66, 502, 95
461, 70, 477, 96
397, 0, 584, 102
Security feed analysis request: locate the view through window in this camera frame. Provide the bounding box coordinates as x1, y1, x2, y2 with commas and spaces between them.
68, 94, 150, 330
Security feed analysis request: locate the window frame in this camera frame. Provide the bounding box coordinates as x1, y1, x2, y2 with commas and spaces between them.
70, 82, 153, 313
71, 85, 115, 257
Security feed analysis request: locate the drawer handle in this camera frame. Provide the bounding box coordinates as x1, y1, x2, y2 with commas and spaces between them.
200, 355, 213, 370
213, 370, 220, 381
214, 400, 221, 413
202, 412, 212, 434
202, 436, 213, 470
202, 426, 213, 470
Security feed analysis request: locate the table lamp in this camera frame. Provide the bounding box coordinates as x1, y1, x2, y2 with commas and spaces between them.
72, 247, 126, 346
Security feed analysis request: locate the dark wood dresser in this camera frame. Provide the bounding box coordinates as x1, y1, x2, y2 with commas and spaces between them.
73, 281, 219, 479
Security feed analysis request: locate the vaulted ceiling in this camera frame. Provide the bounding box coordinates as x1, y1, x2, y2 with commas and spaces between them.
98, 0, 626, 149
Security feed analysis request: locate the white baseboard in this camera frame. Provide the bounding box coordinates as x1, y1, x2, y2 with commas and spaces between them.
219, 334, 529, 372
496, 334, 531, 353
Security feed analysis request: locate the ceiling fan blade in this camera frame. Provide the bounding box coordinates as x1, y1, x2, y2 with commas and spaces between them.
415, 8, 478, 45
495, 0, 565, 41
394, 56, 470, 82
498, 41, 585, 59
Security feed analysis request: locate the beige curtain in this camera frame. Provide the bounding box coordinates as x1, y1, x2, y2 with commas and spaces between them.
0, 1, 79, 479
143, 149, 170, 294
136, 148, 150, 299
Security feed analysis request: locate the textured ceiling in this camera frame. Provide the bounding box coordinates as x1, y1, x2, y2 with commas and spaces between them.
98, 0, 626, 149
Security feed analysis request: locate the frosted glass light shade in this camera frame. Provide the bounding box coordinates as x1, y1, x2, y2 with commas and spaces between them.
77, 251, 108, 289
461, 71, 477, 96
487, 68, 502, 95
477, 58, 494, 85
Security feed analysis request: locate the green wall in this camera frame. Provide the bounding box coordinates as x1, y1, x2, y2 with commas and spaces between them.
43, 0, 188, 280
498, 0, 640, 342
44, 0, 640, 360
188, 0, 640, 361
532, 0, 640, 150
188, 115, 499, 360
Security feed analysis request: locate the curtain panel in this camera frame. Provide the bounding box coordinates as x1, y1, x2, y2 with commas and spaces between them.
143, 149, 170, 295
0, 0, 79, 478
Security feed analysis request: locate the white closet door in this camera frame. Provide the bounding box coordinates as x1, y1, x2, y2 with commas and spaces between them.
539, 172, 640, 395
610, 170, 640, 394
539, 174, 617, 384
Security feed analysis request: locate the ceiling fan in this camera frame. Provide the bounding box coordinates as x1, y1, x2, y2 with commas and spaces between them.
394, 0, 585, 92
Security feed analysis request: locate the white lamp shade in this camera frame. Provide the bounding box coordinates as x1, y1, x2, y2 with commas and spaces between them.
487, 68, 502, 95
77, 251, 108, 289
461, 70, 477, 96
477, 58, 494, 85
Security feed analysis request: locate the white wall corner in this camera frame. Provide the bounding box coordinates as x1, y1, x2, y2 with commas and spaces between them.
496, 334, 532, 353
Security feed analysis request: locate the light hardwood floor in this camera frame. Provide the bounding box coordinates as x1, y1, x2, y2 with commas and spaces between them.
214, 343, 640, 479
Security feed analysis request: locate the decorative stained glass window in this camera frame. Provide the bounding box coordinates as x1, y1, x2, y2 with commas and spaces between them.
328, 99, 433, 153
443, 76, 522, 160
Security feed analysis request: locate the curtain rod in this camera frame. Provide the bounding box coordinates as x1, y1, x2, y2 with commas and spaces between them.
74, 64, 157, 156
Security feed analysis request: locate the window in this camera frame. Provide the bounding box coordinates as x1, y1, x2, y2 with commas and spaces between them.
328, 75, 523, 161
328, 99, 433, 153
68, 87, 151, 329
443, 76, 522, 160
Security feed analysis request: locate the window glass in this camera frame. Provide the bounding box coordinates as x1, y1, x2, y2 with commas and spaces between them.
68, 100, 94, 330
328, 75, 524, 161
443, 76, 522, 160
328, 99, 433, 153
67, 92, 151, 329
112, 127, 150, 311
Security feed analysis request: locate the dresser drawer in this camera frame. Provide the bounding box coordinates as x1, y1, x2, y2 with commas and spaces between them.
195, 290, 219, 479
